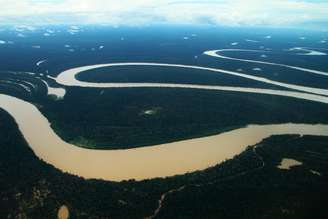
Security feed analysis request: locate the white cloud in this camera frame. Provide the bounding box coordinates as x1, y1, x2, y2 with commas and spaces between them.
0, 0, 327, 29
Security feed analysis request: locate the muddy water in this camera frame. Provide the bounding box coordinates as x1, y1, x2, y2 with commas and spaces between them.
57, 205, 69, 219
1, 94, 328, 181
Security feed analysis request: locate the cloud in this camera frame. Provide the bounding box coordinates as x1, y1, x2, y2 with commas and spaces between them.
0, 0, 327, 29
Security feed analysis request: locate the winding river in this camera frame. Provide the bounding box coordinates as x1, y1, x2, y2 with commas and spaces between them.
204, 49, 328, 78
1, 48, 328, 181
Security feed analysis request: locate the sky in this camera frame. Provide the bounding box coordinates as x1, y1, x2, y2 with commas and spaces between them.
0, 0, 328, 29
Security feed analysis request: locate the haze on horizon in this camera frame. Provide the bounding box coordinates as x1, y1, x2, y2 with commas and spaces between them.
0, 0, 328, 30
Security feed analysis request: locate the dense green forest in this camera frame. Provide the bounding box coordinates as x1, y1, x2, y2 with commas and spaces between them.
1, 109, 328, 218
2, 69, 328, 150
76, 65, 284, 89
42, 86, 328, 149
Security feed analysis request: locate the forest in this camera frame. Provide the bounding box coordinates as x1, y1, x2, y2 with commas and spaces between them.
1, 108, 327, 218
42, 85, 328, 149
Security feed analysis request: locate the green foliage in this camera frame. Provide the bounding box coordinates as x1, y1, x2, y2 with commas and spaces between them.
41, 87, 328, 149
1, 110, 328, 218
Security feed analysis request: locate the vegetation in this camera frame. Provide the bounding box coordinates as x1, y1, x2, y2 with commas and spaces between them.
157, 135, 328, 219
76, 65, 284, 89
0, 71, 48, 101
42, 86, 328, 149
2, 70, 328, 150
1, 109, 327, 218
